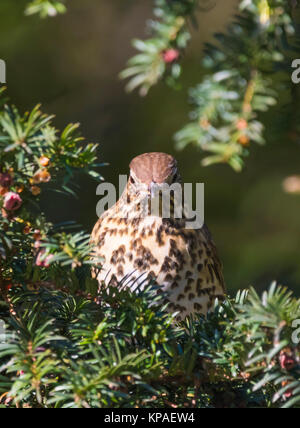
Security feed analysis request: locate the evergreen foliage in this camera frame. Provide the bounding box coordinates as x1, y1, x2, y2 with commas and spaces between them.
120, 0, 198, 95
1, 284, 300, 408
122, 0, 298, 170
0, 99, 299, 407
25, 0, 67, 18
0, 0, 297, 408
0, 88, 102, 298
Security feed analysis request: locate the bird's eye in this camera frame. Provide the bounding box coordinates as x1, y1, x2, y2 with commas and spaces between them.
130, 176, 135, 184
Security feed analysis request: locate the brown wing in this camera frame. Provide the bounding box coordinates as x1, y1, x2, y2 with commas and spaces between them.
199, 224, 226, 295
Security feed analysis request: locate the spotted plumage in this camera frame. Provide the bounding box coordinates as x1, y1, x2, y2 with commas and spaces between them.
91, 152, 225, 320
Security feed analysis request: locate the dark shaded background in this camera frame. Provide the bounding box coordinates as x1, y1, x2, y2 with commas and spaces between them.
1, 0, 300, 294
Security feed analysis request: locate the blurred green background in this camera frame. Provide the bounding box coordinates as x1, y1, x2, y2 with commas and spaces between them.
1, 0, 300, 295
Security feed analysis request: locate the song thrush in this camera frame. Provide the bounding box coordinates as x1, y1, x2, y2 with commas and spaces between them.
91, 153, 225, 319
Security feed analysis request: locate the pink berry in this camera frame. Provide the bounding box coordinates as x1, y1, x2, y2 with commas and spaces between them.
36, 250, 54, 268
3, 192, 22, 211
36, 251, 44, 267
280, 353, 295, 370
44, 254, 54, 267
163, 49, 180, 64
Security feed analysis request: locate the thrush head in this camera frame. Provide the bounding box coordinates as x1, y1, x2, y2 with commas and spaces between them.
128, 152, 179, 197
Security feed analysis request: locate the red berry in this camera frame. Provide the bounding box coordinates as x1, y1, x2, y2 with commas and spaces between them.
36, 250, 54, 268
163, 49, 180, 64
280, 353, 296, 370
3, 192, 22, 211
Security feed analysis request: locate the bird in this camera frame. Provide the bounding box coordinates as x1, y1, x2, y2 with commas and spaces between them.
91, 152, 225, 320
